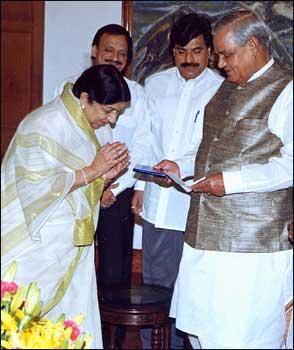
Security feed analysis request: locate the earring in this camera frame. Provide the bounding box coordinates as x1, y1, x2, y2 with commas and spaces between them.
81, 104, 85, 110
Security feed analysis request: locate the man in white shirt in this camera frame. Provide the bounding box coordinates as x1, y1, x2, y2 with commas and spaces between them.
56, 25, 149, 291
131, 14, 224, 348
89, 25, 149, 290
170, 10, 293, 349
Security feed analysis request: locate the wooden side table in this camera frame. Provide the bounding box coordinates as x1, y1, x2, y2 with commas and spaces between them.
99, 284, 172, 349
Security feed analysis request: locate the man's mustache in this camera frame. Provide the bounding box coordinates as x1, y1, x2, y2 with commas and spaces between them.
105, 59, 123, 66
181, 62, 200, 68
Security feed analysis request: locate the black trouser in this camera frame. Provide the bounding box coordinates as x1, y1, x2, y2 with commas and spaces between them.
96, 187, 135, 287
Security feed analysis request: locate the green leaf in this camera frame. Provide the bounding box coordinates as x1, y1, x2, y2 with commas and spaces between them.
74, 333, 86, 349
57, 313, 66, 324
24, 282, 41, 317
61, 338, 69, 349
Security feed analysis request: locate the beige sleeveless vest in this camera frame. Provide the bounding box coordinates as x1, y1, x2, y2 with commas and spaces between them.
185, 62, 293, 253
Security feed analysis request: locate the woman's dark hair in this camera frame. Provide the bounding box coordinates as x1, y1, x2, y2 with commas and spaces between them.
91, 24, 133, 66
169, 13, 213, 55
72, 64, 131, 105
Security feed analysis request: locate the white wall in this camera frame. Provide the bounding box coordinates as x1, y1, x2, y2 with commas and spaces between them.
43, 1, 122, 103
43, 1, 143, 249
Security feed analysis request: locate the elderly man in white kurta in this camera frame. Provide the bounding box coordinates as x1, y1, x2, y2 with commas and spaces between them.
131, 13, 224, 349
170, 10, 293, 349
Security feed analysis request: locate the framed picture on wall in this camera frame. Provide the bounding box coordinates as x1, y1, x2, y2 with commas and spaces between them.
122, 0, 293, 85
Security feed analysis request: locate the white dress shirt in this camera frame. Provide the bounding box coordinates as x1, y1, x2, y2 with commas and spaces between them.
136, 67, 224, 231
54, 75, 150, 196
170, 59, 293, 348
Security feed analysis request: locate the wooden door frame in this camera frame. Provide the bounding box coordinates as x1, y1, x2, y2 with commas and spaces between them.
1, 1, 44, 159
122, 0, 132, 35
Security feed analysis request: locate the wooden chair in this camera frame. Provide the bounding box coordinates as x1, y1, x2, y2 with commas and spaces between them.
99, 284, 172, 349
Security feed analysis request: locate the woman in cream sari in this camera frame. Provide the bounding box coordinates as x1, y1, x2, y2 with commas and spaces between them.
1, 64, 131, 349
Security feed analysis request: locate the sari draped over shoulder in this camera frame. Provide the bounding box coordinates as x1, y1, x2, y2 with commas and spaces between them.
1, 83, 105, 348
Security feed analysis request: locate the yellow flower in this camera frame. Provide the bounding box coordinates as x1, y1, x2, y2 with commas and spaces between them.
1, 310, 17, 332
15, 309, 25, 321
1, 262, 92, 349
9, 321, 65, 349
1, 339, 13, 349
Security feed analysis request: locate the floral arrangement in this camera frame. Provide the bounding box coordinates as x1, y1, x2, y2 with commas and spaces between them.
1, 262, 92, 349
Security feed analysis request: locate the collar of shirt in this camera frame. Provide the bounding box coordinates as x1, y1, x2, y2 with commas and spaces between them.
247, 57, 274, 82
175, 67, 210, 89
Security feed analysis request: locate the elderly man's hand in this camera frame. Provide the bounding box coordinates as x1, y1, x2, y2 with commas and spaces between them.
153, 159, 180, 186
191, 172, 225, 197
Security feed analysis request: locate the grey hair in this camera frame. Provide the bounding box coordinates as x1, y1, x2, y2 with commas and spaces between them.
212, 10, 272, 49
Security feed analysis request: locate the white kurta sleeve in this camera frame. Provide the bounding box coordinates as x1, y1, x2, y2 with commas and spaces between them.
174, 154, 196, 179
223, 81, 293, 194
134, 179, 146, 191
